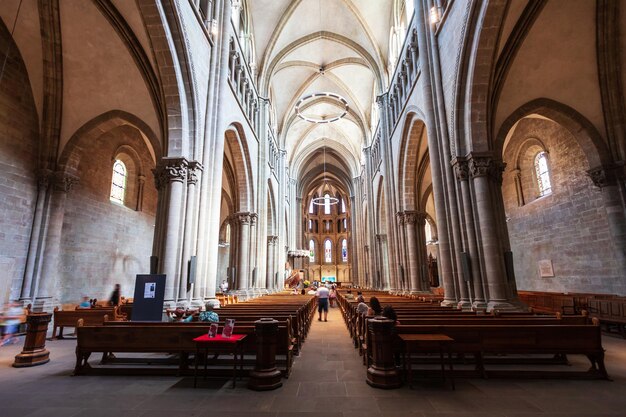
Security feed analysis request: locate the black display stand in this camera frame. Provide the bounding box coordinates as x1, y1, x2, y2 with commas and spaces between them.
131, 274, 166, 321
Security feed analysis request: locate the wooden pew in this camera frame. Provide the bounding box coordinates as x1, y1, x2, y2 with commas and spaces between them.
75, 319, 295, 377
52, 306, 124, 339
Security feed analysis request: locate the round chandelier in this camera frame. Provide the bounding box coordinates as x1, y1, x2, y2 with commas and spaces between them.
295, 92, 349, 124
311, 140, 339, 206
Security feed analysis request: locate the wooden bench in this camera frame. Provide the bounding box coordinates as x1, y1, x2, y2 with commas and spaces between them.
74, 320, 294, 377
52, 306, 124, 339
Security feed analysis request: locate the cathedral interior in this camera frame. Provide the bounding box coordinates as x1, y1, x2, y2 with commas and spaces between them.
0, 0, 625, 415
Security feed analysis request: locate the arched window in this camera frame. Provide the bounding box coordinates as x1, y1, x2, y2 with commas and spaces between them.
341, 198, 346, 213
309, 198, 314, 214
341, 239, 348, 262
308, 219, 313, 231
225, 223, 231, 244
324, 193, 331, 214
425, 220, 433, 244
534, 152, 552, 197
110, 160, 127, 204
343, 218, 347, 231
324, 240, 332, 263
309, 240, 315, 263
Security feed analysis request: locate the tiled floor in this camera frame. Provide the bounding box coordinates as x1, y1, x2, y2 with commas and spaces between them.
1, 306, 625, 417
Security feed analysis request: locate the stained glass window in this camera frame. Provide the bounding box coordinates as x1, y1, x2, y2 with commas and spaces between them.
309, 240, 315, 263
341, 239, 348, 262
324, 240, 332, 263
534, 152, 552, 197
110, 160, 127, 204
324, 193, 331, 214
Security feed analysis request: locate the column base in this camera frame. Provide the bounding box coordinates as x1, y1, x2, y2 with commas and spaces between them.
486, 300, 525, 313
440, 299, 457, 308
366, 365, 402, 389
457, 300, 472, 311
471, 301, 488, 313
248, 368, 283, 391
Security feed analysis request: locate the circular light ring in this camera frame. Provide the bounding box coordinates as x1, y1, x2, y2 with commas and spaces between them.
295, 92, 349, 124
311, 196, 339, 206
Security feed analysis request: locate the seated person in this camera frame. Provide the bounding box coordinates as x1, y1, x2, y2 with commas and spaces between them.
307, 286, 317, 295
77, 296, 92, 309
356, 300, 369, 316
382, 305, 401, 326
356, 292, 365, 303
367, 296, 383, 316
344, 290, 355, 300
184, 303, 219, 323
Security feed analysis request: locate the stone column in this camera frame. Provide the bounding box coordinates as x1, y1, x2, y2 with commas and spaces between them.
588, 165, 626, 275
35, 172, 79, 306
21, 170, 52, 301
153, 157, 188, 304
250, 213, 258, 293
403, 211, 420, 293
136, 175, 146, 211
415, 212, 430, 292
267, 236, 278, 291
179, 161, 202, 302
235, 212, 252, 295
469, 155, 510, 310
453, 158, 486, 309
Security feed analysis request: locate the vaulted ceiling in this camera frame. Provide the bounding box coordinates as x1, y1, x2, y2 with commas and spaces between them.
249, 0, 395, 181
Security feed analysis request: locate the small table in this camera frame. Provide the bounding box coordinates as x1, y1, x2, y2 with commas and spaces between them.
193, 334, 247, 388
398, 333, 455, 390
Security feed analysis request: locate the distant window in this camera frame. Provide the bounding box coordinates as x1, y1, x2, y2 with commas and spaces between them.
325, 221, 330, 231
110, 160, 127, 204
341, 198, 346, 213
309, 199, 314, 214
425, 220, 432, 243
225, 223, 231, 243
308, 219, 313, 231
324, 193, 331, 214
309, 240, 315, 263
324, 240, 332, 263
534, 152, 552, 197
341, 239, 348, 262
343, 218, 347, 230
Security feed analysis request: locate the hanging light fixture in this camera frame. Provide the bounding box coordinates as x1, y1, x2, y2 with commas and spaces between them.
311, 140, 339, 206
294, 0, 349, 125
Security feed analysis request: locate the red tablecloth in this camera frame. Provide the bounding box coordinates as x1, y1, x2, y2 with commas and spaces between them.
193, 334, 246, 343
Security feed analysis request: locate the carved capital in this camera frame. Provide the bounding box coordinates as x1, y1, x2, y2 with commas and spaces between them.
468, 154, 506, 184
587, 164, 622, 188
234, 212, 252, 225
375, 93, 387, 109
52, 171, 79, 192
395, 212, 405, 226
452, 157, 469, 181
187, 161, 203, 185
153, 157, 188, 190
138, 175, 146, 185
250, 213, 258, 226
37, 169, 53, 190
403, 211, 421, 225
267, 235, 278, 245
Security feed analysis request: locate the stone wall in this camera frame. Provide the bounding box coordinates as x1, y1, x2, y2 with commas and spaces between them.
59, 125, 157, 303
502, 117, 622, 295
0, 26, 39, 303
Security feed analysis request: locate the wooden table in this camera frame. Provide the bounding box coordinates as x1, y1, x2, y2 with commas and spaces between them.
193, 334, 247, 388
398, 333, 455, 390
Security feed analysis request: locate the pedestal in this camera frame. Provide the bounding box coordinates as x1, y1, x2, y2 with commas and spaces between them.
13, 312, 52, 367
366, 317, 401, 389
248, 318, 283, 390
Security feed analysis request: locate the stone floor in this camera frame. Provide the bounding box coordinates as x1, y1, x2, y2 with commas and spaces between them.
1, 306, 625, 417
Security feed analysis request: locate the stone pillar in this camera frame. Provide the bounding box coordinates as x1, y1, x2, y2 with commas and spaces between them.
35, 172, 79, 306
415, 212, 430, 292
248, 318, 282, 390
366, 317, 401, 389
13, 312, 52, 367
153, 157, 188, 304
403, 211, 420, 293
249, 213, 258, 292
469, 155, 511, 310
235, 212, 251, 293
267, 236, 278, 290
453, 158, 486, 309
136, 175, 146, 211
21, 170, 52, 301
588, 165, 626, 275
180, 162, 202, 302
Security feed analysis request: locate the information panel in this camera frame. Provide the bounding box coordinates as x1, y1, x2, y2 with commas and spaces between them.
132, 274, 166, 321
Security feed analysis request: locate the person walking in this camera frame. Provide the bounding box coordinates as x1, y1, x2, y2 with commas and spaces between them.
315, 285, 330, 322
109, 284, 121, 306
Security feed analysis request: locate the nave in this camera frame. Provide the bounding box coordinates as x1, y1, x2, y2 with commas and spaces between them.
1, 300, 626, 417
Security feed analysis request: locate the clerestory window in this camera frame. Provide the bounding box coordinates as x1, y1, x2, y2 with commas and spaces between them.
110, 160, 127, 204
